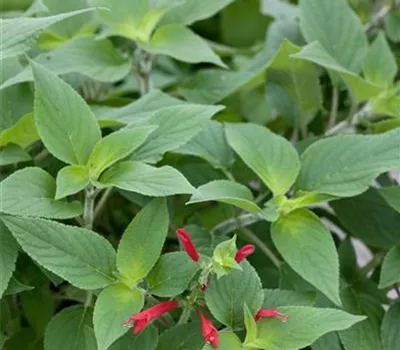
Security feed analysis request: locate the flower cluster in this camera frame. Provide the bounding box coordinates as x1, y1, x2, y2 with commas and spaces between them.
124, 228, 288, 348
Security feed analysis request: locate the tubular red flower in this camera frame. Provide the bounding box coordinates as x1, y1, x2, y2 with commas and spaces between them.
254, 308, 289, 322
176, 228, 200, 262
235, 244, 255, 263
197, 310, 219, 348
124, 300, 179, 334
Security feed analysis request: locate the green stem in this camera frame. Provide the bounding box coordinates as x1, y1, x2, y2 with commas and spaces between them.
177, 306, 192, 325
84, 291, 93, 308
327, 86, 339, 130
239, 226, 281, 269
360, 251, 385, 277
83, 186, 96, 230
135, 48, 153, 96
93, 187, 112, 221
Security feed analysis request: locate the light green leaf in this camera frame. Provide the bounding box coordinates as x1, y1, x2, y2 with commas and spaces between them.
295, 128, 400, 197
32, 61, 101, 165
0, 9, 95, 59
55, 165, 90, 199
0, 221, 19, 299
261, 0, 299, 20
379, 246, 400, 289
44, 306, 96, 350
262, 289, 316, 308
1, 36, 132, 90
188, 180, 262, 214
378, 186, 400, 214
0, 144, 31, 166
133, 104, 224, 163
363, 31, 397, 88
88, 126, 157, 178
117, 198, 168, 286
144, 24, 225, 67
311, 332, 342, 350
147, 252, 199, 297
225, 123, 300, 196
156, 323, 204, 350
162, 0, 233, 25
0, 167, 82, 219
180, 49, 271, 104
385, 12, 400, 43
271, 209, 341, 305
2, 215, 116, 290
99, 161, 194, 197
245, 306, 365, 350
93, 284, 144, 350
292, 41, 381, 103
202, 331, 242, 350
265, 39, 322, 127
338, 287, 383, 350
90, 0, 175, 42
331, 189, 400, 248
0, 113, 39, 148
299, 0, 367, 72
109, 325, 158, 350
213, 236, 241, 279
205, 260, 263, 329
174, 120, 235, 170
381, 303, 400, 350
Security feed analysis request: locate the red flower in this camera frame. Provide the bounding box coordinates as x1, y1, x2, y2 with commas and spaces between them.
176, 228, 200, 262
197, 310, 219, 348
235, 244, 255, 263
124, 300, 179, 334
254, 308, 289, 322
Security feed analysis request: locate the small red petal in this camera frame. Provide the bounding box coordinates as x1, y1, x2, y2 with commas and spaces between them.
255, 308, 289, 322
176, 228, 200, 262
235, 244, 255, 263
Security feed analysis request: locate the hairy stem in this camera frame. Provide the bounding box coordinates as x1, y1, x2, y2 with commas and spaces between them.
135, 48, 153, 96
327, 86, 339, 130
94, 187, 112, 221
83, 185, 96, 230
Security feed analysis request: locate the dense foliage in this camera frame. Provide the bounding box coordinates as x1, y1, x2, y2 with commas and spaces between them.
1, 0, 400, 349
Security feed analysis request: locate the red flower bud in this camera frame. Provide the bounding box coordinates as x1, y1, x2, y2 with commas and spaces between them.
124, 300, 179, 334
235, 244, 255, 263
197, 310, 219, 348
254, 308, 289, 322
176, 228, 200, 262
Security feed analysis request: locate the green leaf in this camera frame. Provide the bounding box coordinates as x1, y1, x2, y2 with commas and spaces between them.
0, 113, 39, 148
295, 128, 400, 197
378, 186, 400, 214
188, 180, 262, 214
331, 189, 400, 248
44, 306, 96, 350
55, 165, 90, 199
299, 0, 367, 72
225, 123, 300, 196
245, 306, 365, 350
363, 31, 397, 88
385, 12, 400, 43
202, 331, 242, 350
379, 246, 400, 289
144, 24, 225, 67
162, 0, 233, 25
147, 252, 199, 297
1, 36, 132, 89
156, 323, 204, 350
212, 236, 241, 278
109, 325, 158, 350
205, 260, 263, 329
338, 287, 383, 350
0, 144, 31, 166
3, 277, 34, 296
2, 215, 116, 290
180, 49, 271, 104
292, 41, 381, 103
99, 161, 194, 197
262, 289, 316, 308
0, 9, 95, 59
133, 104, 224, 163
311, 332, 342, 350
93, 283, 144, 350
88, 126, 157, 178
381, 303, 400, 350
32, 61, 101, 165
117, 198, 168, 286
0, 221, 19, 298
265, 39, 322, 127
271, 209, 341, 305
174, 120, 235, 170
0, 167, 82, 219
